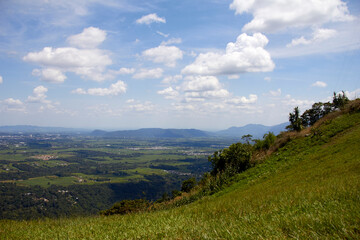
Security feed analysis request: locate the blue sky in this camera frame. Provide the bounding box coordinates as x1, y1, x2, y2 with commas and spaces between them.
0, 0, 359, 130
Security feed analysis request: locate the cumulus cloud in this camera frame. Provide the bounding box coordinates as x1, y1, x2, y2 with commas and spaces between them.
157, 87, 179, 100
27, 85, 48, 103
287, 28, 337, 47
345, 89, 360, 100
133, 68, 163, 79
312, 81, 327, 88
162, 75, 182, 84
282, 95, 314, 108
142, 45, 183, 67
32, 68, 67, 83
158, 76, 232, 103
23, 27, 113, 82
136, 13, 166, 25
230, 0, 355, 33
3, 98, 23, 106
72, 80, 127, 96
182, 33, 274, 76
0, 98, 25, 112
109, 67, 135, 75
182, 76, 222, 92
127, 100, 154, 112
226, 94, 258, 105
181, 76, 230, 101
0, 75, 3, 84
67, 27, 106, 49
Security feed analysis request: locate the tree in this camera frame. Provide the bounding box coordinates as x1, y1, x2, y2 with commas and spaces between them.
332, 91, 349, 110
181, 177, 196, 193
208, 142, 252, 176
241, 134, 253, 144
286, 106, 302, 131
301, 101, 333, 127
262, 132, 276, 149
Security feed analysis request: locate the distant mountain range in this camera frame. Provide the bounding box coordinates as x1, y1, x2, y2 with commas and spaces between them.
215, 122, 288, 139
91, 128, 209, 138
0, 125, 89, 134
0, 123, 288, 139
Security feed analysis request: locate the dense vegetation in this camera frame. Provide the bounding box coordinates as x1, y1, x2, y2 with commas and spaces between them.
1, 98, 359, 239
0, 137, 230, 219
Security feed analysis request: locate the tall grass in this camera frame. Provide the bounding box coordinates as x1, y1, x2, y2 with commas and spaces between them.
1, 112, 359, 239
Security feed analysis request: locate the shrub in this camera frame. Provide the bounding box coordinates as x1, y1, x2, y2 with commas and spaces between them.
181, 177, 197, 193
100, 199, 150, 216
208, 142, 252, 176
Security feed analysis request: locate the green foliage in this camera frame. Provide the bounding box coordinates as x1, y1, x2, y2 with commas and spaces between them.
287, 91, 350, 131
301, 102, 332, 127
253, 132, 276, 150
241, 134, 253, 144
332, 90, 349, 109
208, 142, 252, 176
181, 177, 196, 193
100, 199, 150, 216
1, 106, 359, 239
287, 106, 303, 131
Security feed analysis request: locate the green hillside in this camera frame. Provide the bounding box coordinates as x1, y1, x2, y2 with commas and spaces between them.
1, 101, 359, 239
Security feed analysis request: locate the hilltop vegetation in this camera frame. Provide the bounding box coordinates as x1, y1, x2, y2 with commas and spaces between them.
1, 98, 359, 239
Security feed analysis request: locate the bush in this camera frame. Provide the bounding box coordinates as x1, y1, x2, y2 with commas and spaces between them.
100, 199, 150, 216
208, 142, 252, 176
181, 177, 197, 193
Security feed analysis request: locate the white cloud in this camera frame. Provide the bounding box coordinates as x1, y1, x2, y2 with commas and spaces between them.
227, 75, 240, 80
72, 88, 87, 95
282, 95, 314, 108
0, 75, 3, 84
182, 76, 222, 92
161, 38, 182, 46
345, 89, 360, 100
157, 87, 179, 100
24, 47, 112, 81
0, 98, 25, 112
287, 28, 337, 47
133, 68, 163, 79
312, 81, 327, 88
23, 27, 113, 82
72, 80, 127, 96
162, 75, 182, 84
142, 45, 183, 67
270, 19, 360, 58
127, 101, 154, 112
230, 0, 355, 33
109, 67, 136, 75
27, 85, 48, 103
67, 27, 106, 49
3, 98, 23, 106
181, 76, 230, 101
32, 68, 67, 83
269, 88, 281, 97
136, 13, 166, 25
182, 33, 274, 75
156, 31, 169, 38
226, 94, 258, 105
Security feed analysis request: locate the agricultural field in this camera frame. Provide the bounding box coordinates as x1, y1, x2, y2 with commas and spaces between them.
0, 133, 234, 219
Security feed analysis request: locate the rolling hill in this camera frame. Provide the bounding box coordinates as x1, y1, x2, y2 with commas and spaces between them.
1, 101, 359, 239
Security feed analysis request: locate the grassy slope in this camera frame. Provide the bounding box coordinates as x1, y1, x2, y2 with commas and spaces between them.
1, 112, 359, 239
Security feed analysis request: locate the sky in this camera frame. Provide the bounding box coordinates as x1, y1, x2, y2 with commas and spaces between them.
0, 0, 359, 130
